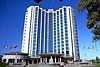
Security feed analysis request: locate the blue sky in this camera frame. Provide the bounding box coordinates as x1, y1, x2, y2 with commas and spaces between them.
0, 0, 100, 60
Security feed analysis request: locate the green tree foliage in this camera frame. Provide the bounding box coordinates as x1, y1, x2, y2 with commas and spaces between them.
94, 63, 100, 67
96, 56, 99, 63
0, 63, 7, 67
77, 0, 100, 41
63, 58, 67, 63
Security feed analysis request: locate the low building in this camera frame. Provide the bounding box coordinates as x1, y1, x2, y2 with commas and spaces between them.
2, 52, 29, 64
28, 53, 64, 64
28, 53, 73, 64
2, 52, 73, 64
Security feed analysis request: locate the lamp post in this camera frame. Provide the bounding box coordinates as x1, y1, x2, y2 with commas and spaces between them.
15, 52, 18, 63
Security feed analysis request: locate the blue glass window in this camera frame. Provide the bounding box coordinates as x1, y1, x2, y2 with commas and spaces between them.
37, 9, 42, 54
58, 42, 60, 44
62, 48, 64, 50
64, 8, 66, 12
48, 13, 53, 52
41, 11, 45, 53
61, 41, 64, 43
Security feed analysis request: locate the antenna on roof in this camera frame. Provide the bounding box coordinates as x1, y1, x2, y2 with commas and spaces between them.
34, 0, 42, 3
34, 0, 63, 3
60, 0, 63, 1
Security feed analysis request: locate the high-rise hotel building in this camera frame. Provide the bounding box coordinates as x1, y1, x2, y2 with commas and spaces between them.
21, 6, 80, 61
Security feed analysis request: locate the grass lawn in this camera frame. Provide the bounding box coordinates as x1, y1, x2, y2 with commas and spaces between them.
0, 63, 7, 67
94, 63, 100, 67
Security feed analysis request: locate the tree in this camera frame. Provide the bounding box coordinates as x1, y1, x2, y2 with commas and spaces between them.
96, 56, 99, 63
77, 0, 100, 41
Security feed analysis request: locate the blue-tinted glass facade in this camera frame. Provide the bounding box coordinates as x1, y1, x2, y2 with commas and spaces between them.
60, 9, 64, 52
41, 11, 45, 53
48, 13, 53, 52
32, 8, 69, 55
57, 11, 60, 53
33, 7, 38, 55
54, 12, 56, 53
45, 12, 48, 53
64, 8, 69, 54
37, 9, 41, 54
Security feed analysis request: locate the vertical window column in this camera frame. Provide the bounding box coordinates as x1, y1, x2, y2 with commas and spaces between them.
53, 12, 56, 53
32, 7, 39, 56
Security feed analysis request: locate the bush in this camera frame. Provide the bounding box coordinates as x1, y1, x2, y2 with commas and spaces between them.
94, 63, 100, 67
63, 58, 67, 63
0, 63, 8, 67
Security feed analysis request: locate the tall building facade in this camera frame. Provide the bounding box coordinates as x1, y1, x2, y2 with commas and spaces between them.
21, 6, 80, 61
